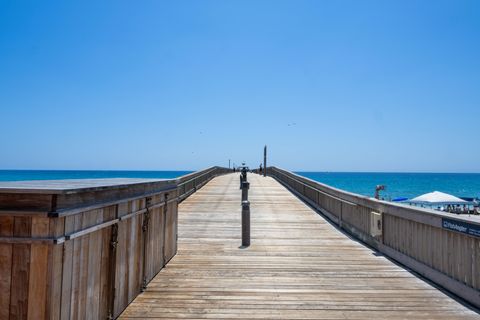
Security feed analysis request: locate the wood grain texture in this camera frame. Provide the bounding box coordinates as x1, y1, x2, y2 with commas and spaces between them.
27, 217, 49, 320
120, 173, 478, 319
0, 216, 14, 319
10, 217, 32, 320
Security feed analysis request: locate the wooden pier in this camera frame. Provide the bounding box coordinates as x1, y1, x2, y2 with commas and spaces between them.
120, 173, 478, 319
0, 168, 479, 319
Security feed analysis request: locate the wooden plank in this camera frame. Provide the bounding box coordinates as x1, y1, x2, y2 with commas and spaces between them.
65, 218, 118, 240
86, 210, 103, 320
45, 217, 64, 320
27, 216, 50, 320
76, 211, 94, 320
0, 216, 14, 319
60, 216, 74, 320
114, 219, 127, 317
98, 205, 115, 319
68, 213, 83, 320
9, 217, 32, 319
164, 200, 177, 263
120, 173, 478, 319
126, 213, 142, 303
45, 230, 63, 320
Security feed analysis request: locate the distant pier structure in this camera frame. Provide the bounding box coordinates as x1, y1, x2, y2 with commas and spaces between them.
0, 165, 479, 319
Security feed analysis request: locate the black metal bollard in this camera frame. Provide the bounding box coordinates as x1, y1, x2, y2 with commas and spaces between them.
241, 181, 250, 202
242, 200, 250, 247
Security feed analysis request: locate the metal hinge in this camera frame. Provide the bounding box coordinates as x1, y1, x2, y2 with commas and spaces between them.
142, 208, 150, 232
143, 197, 152, 232
110, 224, 119, 250
146, 196, 152, 207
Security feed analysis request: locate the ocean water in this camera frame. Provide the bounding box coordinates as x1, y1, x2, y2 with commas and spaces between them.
1, 170, 479, 201
0, 170, 192, 182
296, 172, 480, 200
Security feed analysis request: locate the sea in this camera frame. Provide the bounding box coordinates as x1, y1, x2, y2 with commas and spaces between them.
0, 170, 192, 182
0, 170, 479, 200
296, 172, 480, 200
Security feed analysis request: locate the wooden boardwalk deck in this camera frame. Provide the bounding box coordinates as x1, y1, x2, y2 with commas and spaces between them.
120, 173, 479, 319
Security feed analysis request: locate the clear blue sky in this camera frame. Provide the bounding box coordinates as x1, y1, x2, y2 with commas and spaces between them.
1, 1, 479, 172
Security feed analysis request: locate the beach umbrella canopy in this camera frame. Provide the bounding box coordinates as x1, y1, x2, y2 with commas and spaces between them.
408, 191, 467, 204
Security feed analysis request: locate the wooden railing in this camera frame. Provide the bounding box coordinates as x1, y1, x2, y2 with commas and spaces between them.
0, 167, 229, 320
267, 166, 480, 308
177, 166, 232, 202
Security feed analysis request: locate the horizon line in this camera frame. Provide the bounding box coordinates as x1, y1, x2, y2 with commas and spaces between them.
1, 168, 480, 175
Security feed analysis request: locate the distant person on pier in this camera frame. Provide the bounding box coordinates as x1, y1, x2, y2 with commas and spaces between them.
259, 163, 263, 175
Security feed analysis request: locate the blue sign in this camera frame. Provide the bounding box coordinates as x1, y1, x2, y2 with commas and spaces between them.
442, 218, 480, 238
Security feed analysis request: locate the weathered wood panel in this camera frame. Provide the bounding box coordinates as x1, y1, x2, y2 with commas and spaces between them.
27, 217, 49, 319
384, 213, 480, 291
114, 200, 144, 318
10, 217, 32, 319
142, 205, 164, 285
164, 197, 178, 263
45, 217, 64, 320
0, 216, 14, 319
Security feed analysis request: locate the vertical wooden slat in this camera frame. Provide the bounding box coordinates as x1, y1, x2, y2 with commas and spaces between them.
60, 216, 74, 320
108, 206, 119, 319
10, 217, 32, 320
77, 212, 92, 320
113, 201, 128, 317
86, 210, 103, 320
98, 206, 114, 319
27, 217, 50, 320
157, 204, 166, 271
69, 214, 83, 320
122, 215, 131, 305
46, 244, 63, 320
473, 239, 478, 289
127, 213, 142, 302
0, 216, 14, 320
98, 226, 111, 319
164, 199, 178, 263
114, 219, 127, 317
